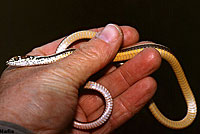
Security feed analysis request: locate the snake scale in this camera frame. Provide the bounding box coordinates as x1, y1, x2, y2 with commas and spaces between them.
6, 30, 197, 130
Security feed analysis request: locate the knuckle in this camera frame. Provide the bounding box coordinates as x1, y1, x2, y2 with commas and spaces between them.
76, 42, 107, 63
80, 45, 100, 59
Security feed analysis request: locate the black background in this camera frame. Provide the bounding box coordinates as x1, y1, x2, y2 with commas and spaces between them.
0, 0, 199, 134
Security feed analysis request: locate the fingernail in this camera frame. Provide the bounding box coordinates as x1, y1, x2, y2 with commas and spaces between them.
96, 24, 122, 44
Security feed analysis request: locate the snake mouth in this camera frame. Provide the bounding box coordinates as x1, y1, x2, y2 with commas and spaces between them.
6, 61, 10, 65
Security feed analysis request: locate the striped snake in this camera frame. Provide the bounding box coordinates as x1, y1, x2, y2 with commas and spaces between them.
6, 30, 197, 130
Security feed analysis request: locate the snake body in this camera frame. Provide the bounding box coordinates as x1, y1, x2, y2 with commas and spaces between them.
7, 30, 197, 130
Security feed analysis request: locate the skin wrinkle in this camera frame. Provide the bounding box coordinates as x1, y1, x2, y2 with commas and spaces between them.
41, 79, 71, 94
54, 60, 86, 89
87, 104, 104, 122
38, 81, 78, 115
75, 105, 88, 122
117, 96, 134, 119
119, 78, 145, 116
41, 68, 77, 94
38, 68, 75, 93
113, 98, 133, 124
98, 68, 131, 97
57, 60, 87, 88
41, 81, 78, 103
117, 67, 132, 87
46, 67, 72, 84
30, 97, 47, 115
75, 48, 102, 69
79, 93, 104, 117
77, 39, 111, 65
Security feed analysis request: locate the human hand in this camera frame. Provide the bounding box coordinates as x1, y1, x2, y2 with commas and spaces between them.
0, 24, 161, 134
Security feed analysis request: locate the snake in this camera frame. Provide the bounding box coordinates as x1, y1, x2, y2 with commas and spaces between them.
6, 30, 197, 130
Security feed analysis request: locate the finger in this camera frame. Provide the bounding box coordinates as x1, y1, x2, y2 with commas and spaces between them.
78, 48, 161, 116
27, 26, 139, 56
121, 26, 139, 46
89, 77, 157, 133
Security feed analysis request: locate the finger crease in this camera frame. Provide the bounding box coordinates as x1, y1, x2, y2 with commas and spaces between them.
118, 96, 133, 117
77, 104, 88, 121
118, 68, 132, 87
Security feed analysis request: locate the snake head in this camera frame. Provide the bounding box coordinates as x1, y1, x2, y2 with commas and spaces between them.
6, 56, 21, 66
6, 56, 35, 66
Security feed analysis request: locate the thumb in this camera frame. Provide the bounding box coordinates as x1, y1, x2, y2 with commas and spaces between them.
53, 24, 123, 89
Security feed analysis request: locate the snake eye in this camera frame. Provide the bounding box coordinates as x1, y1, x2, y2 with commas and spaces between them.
20, 56, 26, 59
13, 56, 19, 61
20, 55, 33, 59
